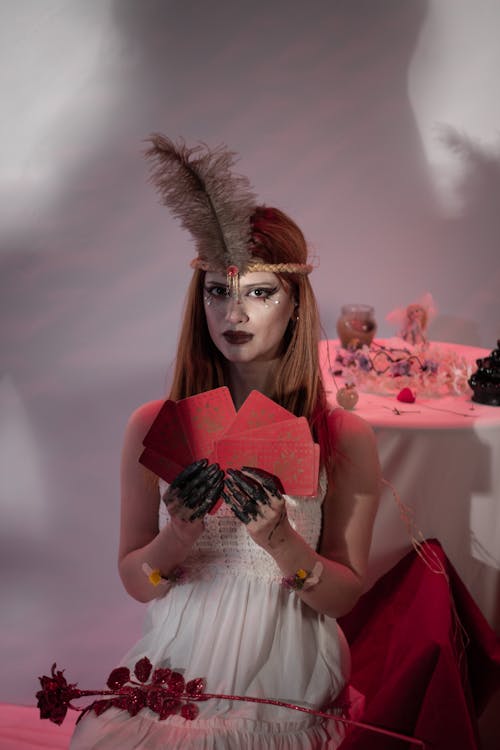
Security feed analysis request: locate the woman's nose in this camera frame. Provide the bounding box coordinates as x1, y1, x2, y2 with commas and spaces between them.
224, 297, 249, 324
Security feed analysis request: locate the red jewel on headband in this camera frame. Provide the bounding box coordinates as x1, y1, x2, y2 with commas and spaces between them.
227, 265, 239, 277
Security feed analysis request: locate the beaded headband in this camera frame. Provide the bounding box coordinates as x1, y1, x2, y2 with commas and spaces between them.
190, 258, 313, 274
145, 135, 313, 298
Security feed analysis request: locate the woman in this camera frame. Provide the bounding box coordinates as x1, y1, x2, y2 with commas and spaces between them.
70, 141, 380, 749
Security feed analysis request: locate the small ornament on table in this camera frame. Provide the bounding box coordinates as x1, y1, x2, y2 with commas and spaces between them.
468, 340, 500, 406
397, 387, 416, 403
386, 293, 436, 347
336, 381, 359, 410
336, 304, 377, 349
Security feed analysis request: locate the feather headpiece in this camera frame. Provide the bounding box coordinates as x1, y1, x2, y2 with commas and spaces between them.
145, 134, 313, 296
145, 134, 256, 272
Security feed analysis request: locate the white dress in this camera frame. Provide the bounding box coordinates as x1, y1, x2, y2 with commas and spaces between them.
70, 472, 351, 749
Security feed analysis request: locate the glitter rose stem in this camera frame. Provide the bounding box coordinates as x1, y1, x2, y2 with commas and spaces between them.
69, 689, 116, 703
197, 692, 426, 748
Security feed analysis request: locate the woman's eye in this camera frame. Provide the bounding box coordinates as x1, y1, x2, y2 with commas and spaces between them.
249, 287, 276, 299
206, 286, 228, 298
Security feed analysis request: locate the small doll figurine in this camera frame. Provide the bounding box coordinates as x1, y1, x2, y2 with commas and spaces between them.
401, 303, 428, 346
386, 293, 436, 348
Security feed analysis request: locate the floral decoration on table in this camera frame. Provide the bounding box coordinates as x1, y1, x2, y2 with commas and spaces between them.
332, 340, 474, 398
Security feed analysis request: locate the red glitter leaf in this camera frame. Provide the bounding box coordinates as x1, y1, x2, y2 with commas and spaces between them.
181, 702, 199, 720
186, 678, 206, 697
128, 688, 147, 717
111, 696, 128, 710
147, 688, 165, 714
119, 685, 135, 695
167, 671, 185, 696
158, 698, 182, 720
92, 699, 113, 717
152, 667, 172, 685
106, 667, 130, 690
113, 688, 147, 717
134, 657, 153, 683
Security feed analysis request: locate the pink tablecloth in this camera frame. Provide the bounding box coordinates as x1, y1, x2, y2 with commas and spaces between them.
320, 339, 500, 633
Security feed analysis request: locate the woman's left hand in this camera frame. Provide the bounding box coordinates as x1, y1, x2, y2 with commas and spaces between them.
223, 467, 291, 551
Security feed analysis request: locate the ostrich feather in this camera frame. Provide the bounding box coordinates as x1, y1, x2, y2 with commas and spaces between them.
145, 134, 257, 272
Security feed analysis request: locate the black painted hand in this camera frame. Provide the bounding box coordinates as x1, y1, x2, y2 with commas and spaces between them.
165, 458, 224, 522
222, 467, 283, 524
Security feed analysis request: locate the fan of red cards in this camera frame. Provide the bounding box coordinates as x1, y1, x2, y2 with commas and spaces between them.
139, 387, 319, 507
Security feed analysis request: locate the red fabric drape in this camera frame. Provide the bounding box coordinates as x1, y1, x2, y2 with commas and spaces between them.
338, 540, 500, 750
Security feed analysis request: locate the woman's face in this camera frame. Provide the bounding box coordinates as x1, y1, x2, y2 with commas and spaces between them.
203, 271, 296, 365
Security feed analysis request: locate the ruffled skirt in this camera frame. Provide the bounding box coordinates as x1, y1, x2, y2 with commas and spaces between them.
71, 573, 351, 749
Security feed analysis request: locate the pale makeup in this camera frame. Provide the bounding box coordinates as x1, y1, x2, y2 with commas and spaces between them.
203, 271, 296, 365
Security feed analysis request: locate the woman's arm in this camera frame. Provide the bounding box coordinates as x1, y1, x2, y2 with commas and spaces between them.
118, 401, 205, 603
246, 408, 381, 618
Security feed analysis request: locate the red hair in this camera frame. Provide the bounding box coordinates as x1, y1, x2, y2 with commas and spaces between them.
169, 206, 332, 467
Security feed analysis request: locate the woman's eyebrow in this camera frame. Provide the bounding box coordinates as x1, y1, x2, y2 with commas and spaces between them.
241, 281, 279, 290
205, 279, 278, 290
204, 279, 227, 287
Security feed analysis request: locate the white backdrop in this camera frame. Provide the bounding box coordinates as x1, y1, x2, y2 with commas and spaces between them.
1, 0, 500, 705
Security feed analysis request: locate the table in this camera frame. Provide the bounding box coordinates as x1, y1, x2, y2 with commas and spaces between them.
319, 339, 500, 634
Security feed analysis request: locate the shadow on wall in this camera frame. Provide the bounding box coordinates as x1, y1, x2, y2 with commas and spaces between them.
433, 125, 500, 348
0, 368, 161, 704
429, 315, 483, 345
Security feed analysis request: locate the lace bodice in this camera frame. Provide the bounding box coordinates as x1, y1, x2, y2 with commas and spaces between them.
158, 470, 327, 583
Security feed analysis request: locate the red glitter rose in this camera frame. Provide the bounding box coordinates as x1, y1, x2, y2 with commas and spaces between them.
36, 664, 78, 725
36, 661, 208, 726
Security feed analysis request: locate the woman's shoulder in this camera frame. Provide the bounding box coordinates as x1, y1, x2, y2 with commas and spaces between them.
124, 399, 166, 444
326, 406, 376, 453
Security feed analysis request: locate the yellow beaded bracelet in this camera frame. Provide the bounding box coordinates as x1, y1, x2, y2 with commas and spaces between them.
142, 563, 166, 587
142, 562, 187, 587
282, 562, 323, 591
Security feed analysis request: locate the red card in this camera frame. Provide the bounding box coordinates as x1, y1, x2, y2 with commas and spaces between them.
222, 416, 313, 443
139, 387, 319, 497
223, 389, 297, 434
141, 387, 236, 467
214, 438, 320, 496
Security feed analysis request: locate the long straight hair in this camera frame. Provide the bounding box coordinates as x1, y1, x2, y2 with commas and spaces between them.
168, 206, 332, 465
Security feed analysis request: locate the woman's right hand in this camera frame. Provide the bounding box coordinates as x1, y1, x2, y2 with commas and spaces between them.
164, 459, 224, 542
